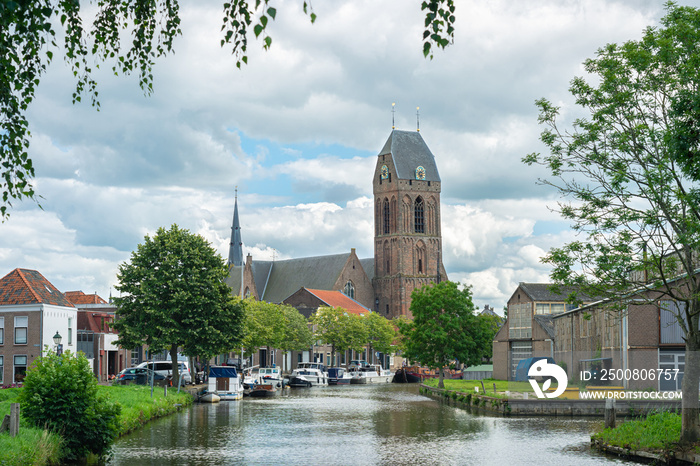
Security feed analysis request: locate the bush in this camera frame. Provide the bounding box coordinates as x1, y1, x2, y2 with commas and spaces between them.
18, 350, 121, 462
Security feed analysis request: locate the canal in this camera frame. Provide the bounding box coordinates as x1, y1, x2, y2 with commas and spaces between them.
109, 384, 641, 465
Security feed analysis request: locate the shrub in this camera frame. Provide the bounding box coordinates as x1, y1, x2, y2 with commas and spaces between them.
18, 350, 121, 462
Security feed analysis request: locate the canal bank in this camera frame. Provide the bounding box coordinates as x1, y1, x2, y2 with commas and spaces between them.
419, 384, 681, 417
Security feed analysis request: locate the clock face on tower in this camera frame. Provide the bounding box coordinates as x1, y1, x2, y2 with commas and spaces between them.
381, 165, 389, 179
415, 166, 426, 180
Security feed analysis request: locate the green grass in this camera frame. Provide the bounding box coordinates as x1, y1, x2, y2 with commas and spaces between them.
593, 411, 682, 451
423, 378, 536, 393
0, 385, 193, 465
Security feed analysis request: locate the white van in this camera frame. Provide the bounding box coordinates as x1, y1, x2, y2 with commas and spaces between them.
136, 361, 191, 385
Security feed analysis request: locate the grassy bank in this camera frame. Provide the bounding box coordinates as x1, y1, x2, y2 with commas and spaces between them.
0, 384, 193, 465
422, 378, 535, 394
593, 411, 683, 451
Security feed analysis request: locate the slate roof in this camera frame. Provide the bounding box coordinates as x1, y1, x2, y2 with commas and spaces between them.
533, 314, 556, 339
0, 268, 75, 307
304, 288, 371, 315
261, 253, 354, 303
379, 130, 441, 182
359, 258, 375, 280
65, 291, 107, 305
517, 283, 594, 303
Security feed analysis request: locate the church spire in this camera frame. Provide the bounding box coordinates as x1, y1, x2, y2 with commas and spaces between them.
228, 188, 243, 267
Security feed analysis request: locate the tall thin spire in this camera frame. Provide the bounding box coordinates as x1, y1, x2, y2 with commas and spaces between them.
228, 187, 243, 267
392, 102, 396, 129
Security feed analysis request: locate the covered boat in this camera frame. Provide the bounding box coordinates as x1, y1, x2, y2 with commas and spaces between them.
208, 366, 244, 400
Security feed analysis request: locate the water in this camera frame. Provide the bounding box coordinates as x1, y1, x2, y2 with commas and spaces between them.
109, 384, 642, 465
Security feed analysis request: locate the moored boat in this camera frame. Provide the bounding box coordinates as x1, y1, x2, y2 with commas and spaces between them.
199, 392, 221, 403
328, 367, 352, 385
288, 362, 328, 387
351, 364, 392, 384
249, 383, 278, 397
208, 366, 244, 400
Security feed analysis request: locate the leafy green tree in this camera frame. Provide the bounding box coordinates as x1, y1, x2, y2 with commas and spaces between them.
523, 2, 700, 443
19, 350, 121, 462
312, 306, 368, 367
279, 304, 314, 370
1, 1, 455, 219
397, 281, 489, 389
364, 312, 396, 366
242, 299, 286, 366
114, 224, 244, 384
475, 313, 501, 361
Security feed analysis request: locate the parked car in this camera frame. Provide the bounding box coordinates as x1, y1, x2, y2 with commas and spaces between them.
135, 361, 192, 386
114, 367, 166, 386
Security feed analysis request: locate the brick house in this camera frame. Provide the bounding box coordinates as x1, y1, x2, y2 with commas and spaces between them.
492, 283, 594, 380
0, 269, 77, 385
550, 287, 687, 391
65, 291, 134, 382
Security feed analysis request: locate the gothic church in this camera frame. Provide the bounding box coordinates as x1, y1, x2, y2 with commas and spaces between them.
226, 129, 447, 319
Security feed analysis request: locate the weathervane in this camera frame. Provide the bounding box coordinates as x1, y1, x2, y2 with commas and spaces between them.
392, 102, 396, 129
235, 185, 238, 199
416, 106, 420, 132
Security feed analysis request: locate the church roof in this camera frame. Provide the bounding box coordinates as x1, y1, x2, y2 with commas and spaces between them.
0, 268, 75, 307
261, 253, 354, 303
379, 129, 441, 182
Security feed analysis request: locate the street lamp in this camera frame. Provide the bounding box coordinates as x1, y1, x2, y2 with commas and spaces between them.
53, 331, 62, 356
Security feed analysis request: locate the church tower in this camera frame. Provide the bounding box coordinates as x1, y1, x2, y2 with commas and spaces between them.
372, 129, 446, 319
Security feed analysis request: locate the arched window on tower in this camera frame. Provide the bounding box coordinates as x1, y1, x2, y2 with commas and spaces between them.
343, 281, 355, 300
414, 196, 425, 233
383, 241, 391, 275
383, 198, 390, 234
416, 244, 426, 274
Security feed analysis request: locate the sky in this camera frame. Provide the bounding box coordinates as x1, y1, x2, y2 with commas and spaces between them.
1, 0, 694, 313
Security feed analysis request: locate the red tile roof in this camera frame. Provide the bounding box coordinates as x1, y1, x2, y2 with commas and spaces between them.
305, 289, 371, 315
65, 291, 107, 305
0, 268, 75, 307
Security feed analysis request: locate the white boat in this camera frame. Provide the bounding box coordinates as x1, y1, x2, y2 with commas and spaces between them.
258, 366, 285, 389
208, 366, 244, 400
288, 362, 328, 387
350, 364, 393, 384
200, 392, 221, 403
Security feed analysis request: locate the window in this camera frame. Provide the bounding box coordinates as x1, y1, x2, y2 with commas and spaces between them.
14, 316, 28, 344
383, 198, 390, 234
0, 356, 3, 384
68, 317, 73, 345
130, 347, 142, 366
508, 303, 532, 339
0, 316, 3, 345
343, 281, 355, 300
414, 196, 424, 233
77, 331, 94, 358
660, 300, 688, 344
14, 355, 27, 383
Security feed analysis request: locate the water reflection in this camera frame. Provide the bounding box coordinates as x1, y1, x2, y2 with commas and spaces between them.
109, 385, 641, 465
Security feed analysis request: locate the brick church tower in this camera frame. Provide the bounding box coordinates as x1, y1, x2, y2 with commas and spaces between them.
372, 129, 447, 319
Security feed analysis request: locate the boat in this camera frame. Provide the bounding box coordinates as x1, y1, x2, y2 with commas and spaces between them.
392, 366, 463, 383
350, 364, 392, 384
199, 392, 221, 403
288, 362, 328, 387
207, 366, 244, 400
327, 367, 352, 385
258, 366, 285, 389
248, 383, 279, 397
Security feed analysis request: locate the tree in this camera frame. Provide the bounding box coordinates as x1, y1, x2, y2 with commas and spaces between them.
476, 313, 501, 361
113, 224, 244, 385
523, 2, 700, 443
397, 281, 489, 389
242, 299, 286, 366
312, 306, 367, 367
0, 1, 455, 219
19, 350, 121, 462
363, 312, 396, 366
279, 304, 314, 370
